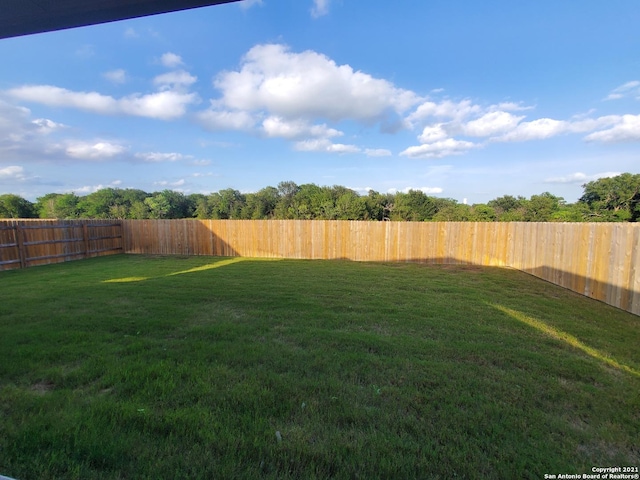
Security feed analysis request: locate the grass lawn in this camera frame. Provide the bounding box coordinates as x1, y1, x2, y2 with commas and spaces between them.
0, 254, 639, 479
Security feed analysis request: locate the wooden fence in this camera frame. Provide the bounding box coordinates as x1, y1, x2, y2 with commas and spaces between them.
121, 220, 640, 316
0, 219, 123, 271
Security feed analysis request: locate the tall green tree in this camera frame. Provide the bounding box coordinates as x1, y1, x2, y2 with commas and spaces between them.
390, 190, 437, 221
0, 194, 36, 218
522, 192, 564, 222
36, 193, 80, 219
579, 173, 640, 222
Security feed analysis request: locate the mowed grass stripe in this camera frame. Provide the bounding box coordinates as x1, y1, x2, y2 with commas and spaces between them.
0, 255, 638, 479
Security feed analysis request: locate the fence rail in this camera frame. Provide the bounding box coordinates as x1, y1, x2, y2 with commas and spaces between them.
0, 220, 123, 270
121, 219, 640, 316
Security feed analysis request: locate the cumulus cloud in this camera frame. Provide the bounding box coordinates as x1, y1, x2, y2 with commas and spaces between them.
462, 111, 525, 137
32, 118, 66, 134
311, 0, 330, 17
604, 80, 640, 101
584, 114, 640, 142
154, 179, 186, 187
400, 139, 477, 159
8, 85, 198, 120
418, 124, 449, 143
196, 108, 257, 131
0, 165, 27, 181
134, 152, 191, 162
103, 69, 127, 84
153, 70, 197, 89
294, 138, 360, 154
160, 52, 184, 68
544, 172, 621, 184
66, 141, 126, 160
261, 116, 341, 139
495, 118, 569, 142
213, 44, 418, 124
407, 99, 481, 125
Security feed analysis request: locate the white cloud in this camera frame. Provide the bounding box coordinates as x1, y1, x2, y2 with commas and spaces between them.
496, 118, 569, 142
72, 185, 104, 194
160, 52, 184, 68
239, 0, 263, 9
134, 152, 191, 163
400, 139, 477, 159
66, 141, 126, 160
311, 0, 330, 17
8, 85, 198, 120
213, 44, 418, 124
407, 99, 481, 124
544, 172, 621, 184
604, 80, 640, 101
32, 118, 66, 134
364, 148, 392, 157
294, 138, 360, 154
418, 124, 449, 143
153, 70, 197, 89
262, 116, 341, 139
154, 179, 186, 187
197, 108, 257, 131
462, 111, 525, 137
568, 115, 620, 133
103, 69, 127, 84
0, 165, 26, 181
584, 114, 640, 142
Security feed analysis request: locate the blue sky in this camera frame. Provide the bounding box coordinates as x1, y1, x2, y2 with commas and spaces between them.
0, 0, 639, 203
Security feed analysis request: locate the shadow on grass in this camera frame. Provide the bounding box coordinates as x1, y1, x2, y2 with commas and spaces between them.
490, 303, 640, 377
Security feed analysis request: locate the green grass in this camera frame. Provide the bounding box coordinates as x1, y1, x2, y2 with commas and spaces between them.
1, 254, 639, 479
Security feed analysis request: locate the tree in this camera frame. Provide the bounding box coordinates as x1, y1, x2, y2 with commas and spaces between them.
189, 193, 211, 219
523, 192, 564, 222
274, 181, 300, 219
77, 188, 124, 218
208, 189, 246, 219
35, 193, 80, 219
0, 194, 36, 218
390, 190, 437, 221
469, 204, 497, 221
579, 173, 640, 222
488, 195, 527, 221
432, 203, 473, 221
242, 187, 280, 219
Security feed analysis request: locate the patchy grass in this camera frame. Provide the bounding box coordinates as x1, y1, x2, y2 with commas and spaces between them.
0, 254, 638, 479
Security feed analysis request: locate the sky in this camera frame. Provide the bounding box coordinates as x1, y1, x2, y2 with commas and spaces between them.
0, 0, 639, 204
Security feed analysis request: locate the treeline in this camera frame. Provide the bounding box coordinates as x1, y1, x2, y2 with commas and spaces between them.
1, 173, 639, 222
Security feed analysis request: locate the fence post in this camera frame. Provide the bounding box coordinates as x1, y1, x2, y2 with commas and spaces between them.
83, 223, 90, 258
15, 225, 26, 269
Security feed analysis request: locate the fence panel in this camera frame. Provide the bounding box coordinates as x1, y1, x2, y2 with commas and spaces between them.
0, 219, 123, 271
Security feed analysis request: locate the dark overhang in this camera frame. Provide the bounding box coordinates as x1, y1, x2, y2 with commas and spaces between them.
0, 0, 241, 40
